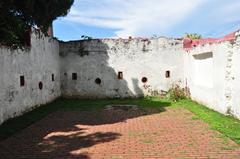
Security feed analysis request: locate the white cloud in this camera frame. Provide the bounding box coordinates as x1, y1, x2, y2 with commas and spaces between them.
64, 0, 205, 37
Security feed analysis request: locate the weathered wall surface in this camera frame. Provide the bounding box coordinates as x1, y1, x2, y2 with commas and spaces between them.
60, 38, 184, 98
0, 31, 61, 124
231, 33, 240, 119
184, 32, 240, 119
184, 43, 230, 113
1, 28, 240, 123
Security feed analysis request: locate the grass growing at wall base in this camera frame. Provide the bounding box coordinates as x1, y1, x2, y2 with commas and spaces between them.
174, 99, 240, 145
0, 97, 240, 145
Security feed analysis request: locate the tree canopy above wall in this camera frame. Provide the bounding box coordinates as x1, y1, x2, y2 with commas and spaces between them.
0, 0, 74, 47
185, 33, 202, 40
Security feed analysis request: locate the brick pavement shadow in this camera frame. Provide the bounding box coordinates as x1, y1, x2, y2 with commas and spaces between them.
0, 116, 122, 159
38, 127, 121, 159
0, 103, 171, 159
69, 104, 170, 126
33, 104, 169, 158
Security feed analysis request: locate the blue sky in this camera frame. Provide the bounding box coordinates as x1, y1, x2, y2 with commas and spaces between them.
53, 0, 240, 41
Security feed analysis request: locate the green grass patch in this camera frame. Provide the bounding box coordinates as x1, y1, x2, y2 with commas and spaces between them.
175, 99, 240, 145
191, 116, 200, 120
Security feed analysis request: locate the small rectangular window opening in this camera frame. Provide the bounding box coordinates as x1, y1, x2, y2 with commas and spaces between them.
52, 74, 55, 81
165, 71, 170, 78
20, 76, 25, 87
72, 73, 77, 80
118, 72, 123, 79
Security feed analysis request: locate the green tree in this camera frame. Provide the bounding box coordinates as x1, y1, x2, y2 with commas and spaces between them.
81, 35, 93, 40
0, 0, 74, 47
185, 33, 202, 40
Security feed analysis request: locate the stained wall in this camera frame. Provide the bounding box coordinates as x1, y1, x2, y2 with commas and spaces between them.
59, 38, 184, 98
0, 30, 61, 124
183, 31, 240, 119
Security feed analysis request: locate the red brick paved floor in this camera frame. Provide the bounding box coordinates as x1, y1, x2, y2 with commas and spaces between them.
0, 107, 239, 159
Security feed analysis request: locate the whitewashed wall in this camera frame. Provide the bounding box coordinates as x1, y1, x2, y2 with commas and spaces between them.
0, 31, 61, 124
231, 34, 240, 119
60, 38, 184, 98
1, 30, 240, 124
184, 34, 240, 119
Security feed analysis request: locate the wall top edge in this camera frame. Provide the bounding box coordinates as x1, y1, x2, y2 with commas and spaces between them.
59, 37, 184, 44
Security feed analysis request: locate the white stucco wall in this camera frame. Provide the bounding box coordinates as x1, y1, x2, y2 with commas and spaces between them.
231, 33, 240, 119
1, 29, 240, 123
0, 30, 61, 124
60, 38, 184, 98
184, 38, 240, 119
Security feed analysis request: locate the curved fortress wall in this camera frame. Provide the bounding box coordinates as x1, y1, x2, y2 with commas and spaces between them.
0, 30, 61, 124
59, 38, 184, 98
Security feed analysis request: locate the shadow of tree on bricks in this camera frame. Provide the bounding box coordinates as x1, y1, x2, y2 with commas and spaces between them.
0, 98, 172, 159
33, 104, 168, 158
64, 107, 166, 126
0, 98, 171, 158
38, 129, 121, 158
0, 113, 121, 159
